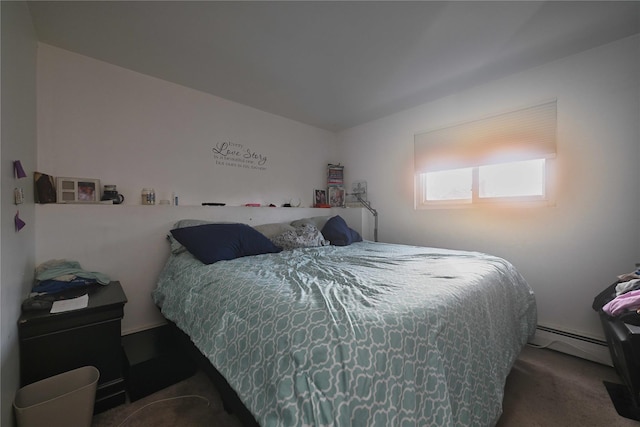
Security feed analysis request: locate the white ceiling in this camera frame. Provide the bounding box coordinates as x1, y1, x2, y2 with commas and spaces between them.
27, 1, 640, 131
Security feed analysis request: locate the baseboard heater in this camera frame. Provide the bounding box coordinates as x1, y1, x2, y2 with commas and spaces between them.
536, 325, 608, 346
530, 324, 612, 366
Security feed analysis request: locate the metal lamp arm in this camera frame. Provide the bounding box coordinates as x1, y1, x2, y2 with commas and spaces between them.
351, 193, 378, 242
355, 194, 377, 216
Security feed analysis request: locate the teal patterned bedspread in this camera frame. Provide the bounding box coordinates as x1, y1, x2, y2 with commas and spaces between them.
153, 241, 536, 427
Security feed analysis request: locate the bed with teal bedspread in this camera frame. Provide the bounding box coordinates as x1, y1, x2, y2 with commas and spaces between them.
152, 241, 536, 427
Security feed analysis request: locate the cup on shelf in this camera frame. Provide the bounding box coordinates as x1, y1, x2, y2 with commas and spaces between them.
102, 185, 124, 204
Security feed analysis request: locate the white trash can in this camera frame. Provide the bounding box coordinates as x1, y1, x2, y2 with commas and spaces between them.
13, 366, 100, 427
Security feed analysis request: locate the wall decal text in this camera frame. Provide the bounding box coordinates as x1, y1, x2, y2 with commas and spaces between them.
212, 141, 268, 171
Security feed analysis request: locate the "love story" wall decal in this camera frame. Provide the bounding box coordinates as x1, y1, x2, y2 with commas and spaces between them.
212, 141, 268, 171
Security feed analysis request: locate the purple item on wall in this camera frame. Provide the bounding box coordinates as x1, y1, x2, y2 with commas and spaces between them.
15, 211, 26, 231
13, 160, 27, 178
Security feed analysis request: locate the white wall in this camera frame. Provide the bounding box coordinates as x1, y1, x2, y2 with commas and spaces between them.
1, 2, 37, 425
37, 44, 337, 208
35, 44, 364, 334
338, 35, 640, 352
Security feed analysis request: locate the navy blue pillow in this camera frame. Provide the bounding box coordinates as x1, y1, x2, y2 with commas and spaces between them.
321, 215, 362, 246
170, 223, 282, 264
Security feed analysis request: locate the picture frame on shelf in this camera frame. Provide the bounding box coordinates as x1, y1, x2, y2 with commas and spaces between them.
314, 189, 328, 207
346, 180, 367, 207
352, 180, 367, 198
328, 186, 345, 208
56, 177, 101, 203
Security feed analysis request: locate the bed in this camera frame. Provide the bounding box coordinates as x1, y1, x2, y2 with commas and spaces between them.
152, 216, 536, 427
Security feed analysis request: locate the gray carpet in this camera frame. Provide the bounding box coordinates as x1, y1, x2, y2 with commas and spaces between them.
497, 346, 638, 427
91, 370, 242, 427
93, 346, 639, 426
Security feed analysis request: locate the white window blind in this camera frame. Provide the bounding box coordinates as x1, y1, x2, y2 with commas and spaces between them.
414, 100, 557, 173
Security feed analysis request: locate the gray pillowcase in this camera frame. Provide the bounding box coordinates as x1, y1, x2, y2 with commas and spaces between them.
289, 216, 330, 230
253, 222, 296, 239
270, 223, 329, 251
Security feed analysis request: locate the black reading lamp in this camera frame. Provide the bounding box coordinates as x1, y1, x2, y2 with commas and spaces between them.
349, 192, 378, 242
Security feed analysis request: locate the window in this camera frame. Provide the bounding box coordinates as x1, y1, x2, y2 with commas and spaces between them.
479, 159, 545, 198
414, 101, 556, 208
423, 167, 472, 202
419, 158, 547, 205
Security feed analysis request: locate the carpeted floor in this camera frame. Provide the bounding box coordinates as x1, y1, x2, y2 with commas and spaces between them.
91, 370, 241, 427
93, 345, 639, 426
496, 346, 638, 427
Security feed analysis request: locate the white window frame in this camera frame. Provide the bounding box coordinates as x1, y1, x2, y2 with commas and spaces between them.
414, 100, 557, 210
415, 158, 555, 209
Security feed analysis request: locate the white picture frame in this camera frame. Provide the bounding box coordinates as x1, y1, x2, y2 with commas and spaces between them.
328, 186, 345, 208
346, 180, 368, 207
56, 177, 101, 203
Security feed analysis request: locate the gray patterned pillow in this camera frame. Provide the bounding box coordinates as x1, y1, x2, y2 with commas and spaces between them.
270, 223, 329, 251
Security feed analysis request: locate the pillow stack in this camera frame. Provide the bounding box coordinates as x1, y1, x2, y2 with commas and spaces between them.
168, 214, 363, 264
170, 223, 281, 265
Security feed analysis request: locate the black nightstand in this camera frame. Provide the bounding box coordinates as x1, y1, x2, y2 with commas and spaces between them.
18, 281, 128, 413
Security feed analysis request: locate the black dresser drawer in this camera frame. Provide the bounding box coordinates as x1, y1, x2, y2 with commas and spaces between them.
18, 281, 128, 413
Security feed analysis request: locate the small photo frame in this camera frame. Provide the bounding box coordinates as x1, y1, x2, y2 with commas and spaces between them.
352, 180, 367, 197
314, 189, 328, 207
346, 180, 367, 208
56, 177, 101, 203
328, 186, 345, 208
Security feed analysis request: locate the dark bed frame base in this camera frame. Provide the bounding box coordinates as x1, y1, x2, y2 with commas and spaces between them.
167, 321, 260, 427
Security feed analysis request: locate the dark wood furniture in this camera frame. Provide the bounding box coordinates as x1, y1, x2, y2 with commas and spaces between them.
122, 324, 196, 401
18, 281, 128, 413
593, 281, 640, 420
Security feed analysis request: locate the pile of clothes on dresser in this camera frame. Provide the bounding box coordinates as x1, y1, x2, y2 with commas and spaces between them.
602, 268, 640, 316
32, 259, 110, 294
21, 259, 111, 312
